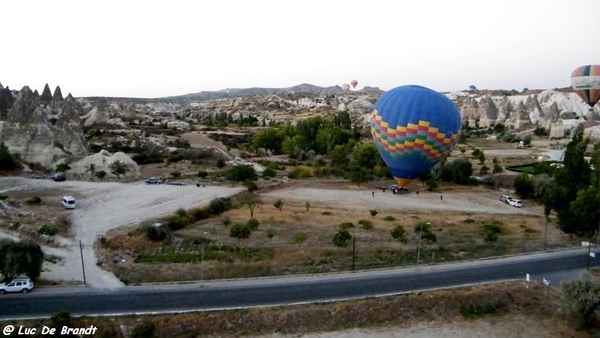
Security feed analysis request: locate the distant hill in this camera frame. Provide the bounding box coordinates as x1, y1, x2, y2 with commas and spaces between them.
159, 83, 383, 103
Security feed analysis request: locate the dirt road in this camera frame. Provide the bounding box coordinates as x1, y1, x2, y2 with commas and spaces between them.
0, 177, 244, 289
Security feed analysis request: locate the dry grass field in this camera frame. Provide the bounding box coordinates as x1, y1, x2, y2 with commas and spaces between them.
98, 180, 582, 284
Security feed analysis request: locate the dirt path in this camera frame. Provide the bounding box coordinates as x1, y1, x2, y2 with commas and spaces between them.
0, 177, 244, 289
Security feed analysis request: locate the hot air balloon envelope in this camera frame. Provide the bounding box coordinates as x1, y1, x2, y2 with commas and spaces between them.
342, 83, 351, 92
571, 65, 600, 108
351, 79, 358, 88
371, 85, 462, 187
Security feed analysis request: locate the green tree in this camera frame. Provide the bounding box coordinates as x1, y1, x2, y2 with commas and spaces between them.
347, 166, 370, 186
562, 272, 600, 330
568, 186, 600, 237
95, 170, 107, 181
329, 144, 350, 167
332, 229, 352, 247
440, 157, 473, 184
0, 143, 19, 171
216, 158, 226, 169
513, 172, 534, 199
226, 165, 257, 182
352, 143, 379, 168
0, 239, 44, 281
55, 162, 71, 173
230, 223, 251, 242
109, 160, 129, 179
252, 128, 285, 155
242, 193, 261, 218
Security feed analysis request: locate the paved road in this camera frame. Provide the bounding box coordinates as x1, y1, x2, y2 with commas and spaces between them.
0, 248, 597, 320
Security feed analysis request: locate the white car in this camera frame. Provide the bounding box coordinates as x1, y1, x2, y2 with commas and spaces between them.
508, 199, 522, 208
0, 278, 34, 294
61, 195, 76, 209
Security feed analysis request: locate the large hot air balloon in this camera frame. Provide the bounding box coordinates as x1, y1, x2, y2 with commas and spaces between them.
342, 83, 351, 92
351, 79, 358, 88
371, 85, 462, 187
571, 65, 600, 108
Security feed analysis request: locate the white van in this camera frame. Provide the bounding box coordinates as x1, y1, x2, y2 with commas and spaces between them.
61, 196, 76, 209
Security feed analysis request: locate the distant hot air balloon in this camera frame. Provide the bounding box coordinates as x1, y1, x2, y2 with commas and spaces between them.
468, 85, 477, 91
571, 65, 600, 108
342, 83, 351, 92
370, 85, 462, 187
351, 79, 358, 88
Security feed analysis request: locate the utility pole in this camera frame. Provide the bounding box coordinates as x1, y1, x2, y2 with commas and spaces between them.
416, 223, 426, 266
352, 236, 356, 271
201, 231, 207, 283
79, 240, 86, 285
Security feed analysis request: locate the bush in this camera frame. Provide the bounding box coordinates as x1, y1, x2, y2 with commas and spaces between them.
166, 215, 190, 231
293, 232, 307, 243
383, 216, 396, 221
209, 197, 231, 215
246, 218, 260, 230
38, 224, 58, 236
26, 196, 41, 204
222, 217, 232, 226
358, 219, 373, 230
230, 223, 251, 241
391, 225, 407, 242
482, 222, 502, 242
332, 229, 352, 247
459, 300, 505, 319
288, 167, 312, 179
226, 164, 257, 182
339, 222, 354, 230
370, 209, 378, 217
189, 207, 210, 221
132, 320, 156, 338
197, 170, 208, 178
144, 224, 168, 241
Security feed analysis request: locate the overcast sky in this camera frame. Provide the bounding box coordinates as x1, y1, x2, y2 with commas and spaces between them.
2, 0, 599, 98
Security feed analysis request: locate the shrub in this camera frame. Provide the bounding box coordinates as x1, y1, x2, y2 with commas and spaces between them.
322, 211, 332, 215
391, 225, 407, 242
266, 228, 276, 240
230, 223, 251, 241
273, 199, 283, 211
197, 169, 208, 178
459, 300, 505, 319
26, 196, 41, 204
246, 218, 260, 230
358, 219, 373, 230
370, 209, 378, 217
383, 216, 396, 221
0, 195, 8, 200
222, 217, 232, 226
209, 197, 231, 215
293, 232, 307, 243
262, 167, 276, 178
38, 224, 58, 236
132, 320, 156, 338
415, 222, 437, 243
166, 215, 190, 231
482, 222, 502, 242
339, 222, 354, 230
332, 229, 352, 247
174, 208, 188, 218
288, 167, 312, 179
189, 207, 210, 221
144, 224, 168, 241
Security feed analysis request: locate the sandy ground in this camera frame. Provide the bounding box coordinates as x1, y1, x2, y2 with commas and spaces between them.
263, 187, 540, 216
0, 177, 244, 289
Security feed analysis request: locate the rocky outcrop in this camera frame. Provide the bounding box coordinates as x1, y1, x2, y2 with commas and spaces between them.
69, 150, 140, 179
0, 86, 88, 169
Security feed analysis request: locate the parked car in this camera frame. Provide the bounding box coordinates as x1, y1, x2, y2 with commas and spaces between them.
51, 173, 66, 182
0, 278, 34, 294
145, 177, 165, 184
500, 195, 512, 203
508, 199, 523, 208
61, 195, 76, 209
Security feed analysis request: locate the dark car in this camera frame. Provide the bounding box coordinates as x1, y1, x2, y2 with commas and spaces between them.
51, 173, 66, 182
